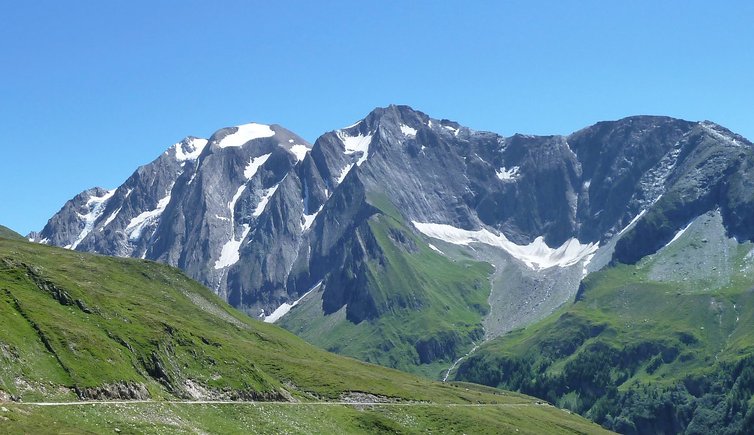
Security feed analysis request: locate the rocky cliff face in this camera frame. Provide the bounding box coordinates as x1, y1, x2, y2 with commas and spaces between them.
33, 105, 754, 374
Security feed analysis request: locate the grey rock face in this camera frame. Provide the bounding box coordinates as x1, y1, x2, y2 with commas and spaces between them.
33, 106, 754, 328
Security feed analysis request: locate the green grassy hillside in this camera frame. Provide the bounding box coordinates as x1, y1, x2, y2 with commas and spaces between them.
455, 212, 754, 433
0, 232, 608, 433
0, 226, 24, 241
281, 197, 491, 379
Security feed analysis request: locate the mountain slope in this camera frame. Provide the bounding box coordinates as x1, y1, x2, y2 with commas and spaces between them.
0, 226, 23, 241
454, 210, 754, 433
0, 232, 608, 434
32, 105, 754, 379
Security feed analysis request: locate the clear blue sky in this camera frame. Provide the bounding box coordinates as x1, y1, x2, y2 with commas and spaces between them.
2, 1, 752, 235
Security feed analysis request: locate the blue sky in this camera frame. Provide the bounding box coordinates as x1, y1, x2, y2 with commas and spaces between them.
2, 1, 753, 235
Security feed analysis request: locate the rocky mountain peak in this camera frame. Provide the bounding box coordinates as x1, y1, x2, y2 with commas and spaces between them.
33, 107, 754, 375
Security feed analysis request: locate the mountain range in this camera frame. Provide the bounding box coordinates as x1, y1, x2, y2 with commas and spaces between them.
30, 105, 754, 432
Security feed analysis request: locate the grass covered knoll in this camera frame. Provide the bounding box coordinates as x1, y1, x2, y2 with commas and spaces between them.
0, 233, 607, 433
455, 216, 754, 434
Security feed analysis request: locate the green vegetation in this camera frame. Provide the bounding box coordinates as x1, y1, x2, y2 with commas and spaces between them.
0, 226, 23, 241
0, 401, 608, 434
0, 231, 608, 433
456, 219, 754, 433
281, 202, 491, 379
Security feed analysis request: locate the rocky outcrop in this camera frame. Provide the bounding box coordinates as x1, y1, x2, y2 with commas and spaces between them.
75, 382, 150, 400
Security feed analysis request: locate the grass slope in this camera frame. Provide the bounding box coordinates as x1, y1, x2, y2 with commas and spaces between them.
0, 226, 24, 241
456, 212, 754, 433
0, 232, 607, 433
281, 198, 491, 379
0, 401, 607, 434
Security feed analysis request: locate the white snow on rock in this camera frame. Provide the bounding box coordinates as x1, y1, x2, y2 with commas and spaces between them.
264, 281, 322, 323
102, 206, 122, 227
217, 123, 275, 148
443, 125, 460, 136
616, 209, 647, 237
173, 138, 208, 162
214, 182, 253, 270
412, 221, 599, 270
214, 224, 251, 270
496, 166, 520, 181
302, 205, 323, 231
400, 124, 417, 137
337, 163, 355, 184
70, 189, 116, 249
244, 153, 271, 180
253, 184, 279, 217
428, 243, 445, 255
337, 130, 373, 166
288, 144, 309, 161
662, 220, 694, 249
125, 193, 171, 242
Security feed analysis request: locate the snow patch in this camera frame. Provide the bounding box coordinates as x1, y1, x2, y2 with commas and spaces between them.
337, 130, 373, 166
288, 144, 309, 161
662, 220, 694, 249
617, 209, 647, 237
582, 252, 597, 278
102, 206, 122, 227
412, 222, 598, 270
125, 193, 171, 242
214, 224, 251, 269
302, 205, 323, 231
217, 123, 275, 148
174, 138, 208, 162
400, 124, 417, 137
264, 281, 322, 323
244, 153, 271, 180
428, 243, 445, 255
337, 163, 354, 184
70, 189, 116, 249
213, 181, 253, 270
443, 125, 460, 136
496, 166, 520, 181
253, 184, 279, 217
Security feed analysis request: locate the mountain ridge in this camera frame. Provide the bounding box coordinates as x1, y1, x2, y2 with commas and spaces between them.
31, 105, 754, 378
